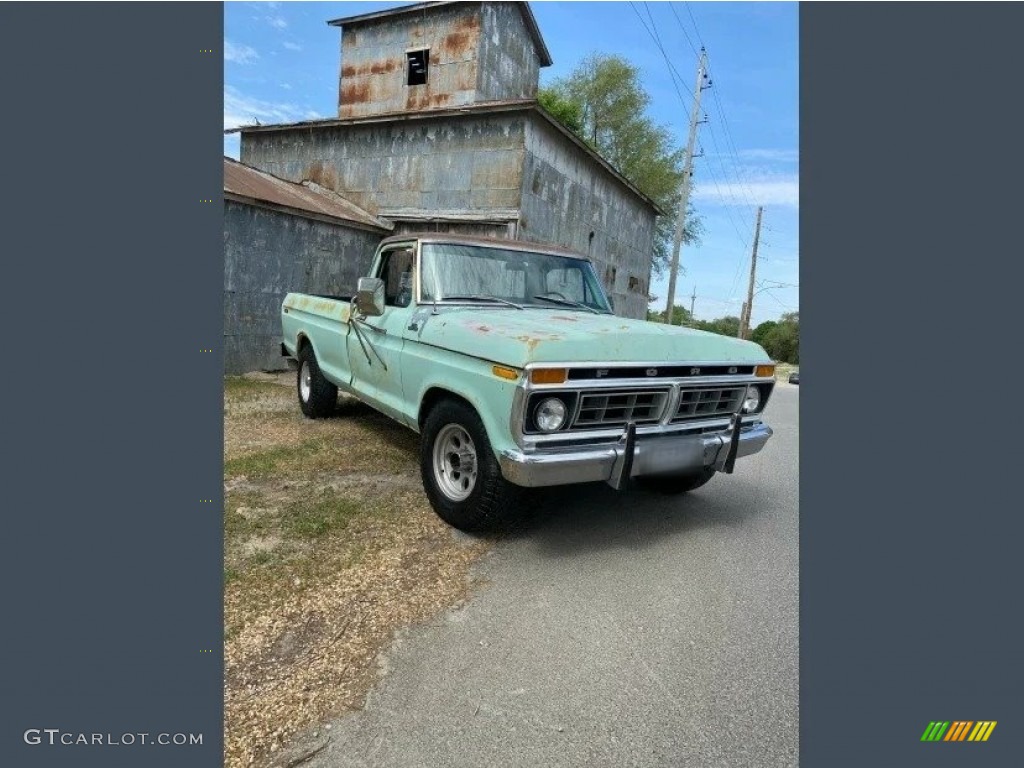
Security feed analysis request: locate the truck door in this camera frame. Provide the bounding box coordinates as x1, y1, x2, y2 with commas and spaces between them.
346, 242, 417, 424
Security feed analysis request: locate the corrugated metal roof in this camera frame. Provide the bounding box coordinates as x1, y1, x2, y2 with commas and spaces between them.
223, 157, 392, 231
224, 101, 663, 216
326, 1, 553, 68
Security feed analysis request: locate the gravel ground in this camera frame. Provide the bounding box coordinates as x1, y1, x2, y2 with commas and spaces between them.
223, 373, 492, 768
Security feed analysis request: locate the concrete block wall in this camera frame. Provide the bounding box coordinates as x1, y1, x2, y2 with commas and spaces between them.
477, 2, 541, 102
519, 116, 657, 320
240, 113, 527, 217
224, 200, 383, 374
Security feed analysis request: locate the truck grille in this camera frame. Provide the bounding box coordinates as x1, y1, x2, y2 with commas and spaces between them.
672, 386, 747, 422
573, 389, 669, 428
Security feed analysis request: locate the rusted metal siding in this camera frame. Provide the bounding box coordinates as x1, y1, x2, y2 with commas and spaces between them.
477, 2, 540, 102
338, 3, 483, 118
518, 116, 657, 321
224, 157, 388, 230
224, 200, 382, 374
240, 112, 527, 217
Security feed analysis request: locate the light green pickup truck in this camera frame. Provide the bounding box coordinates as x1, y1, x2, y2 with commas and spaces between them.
281, 234, 776, 532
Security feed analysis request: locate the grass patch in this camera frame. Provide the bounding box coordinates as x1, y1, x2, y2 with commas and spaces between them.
281, 493, 361, 539
225, 376, 284, 400
224, 439, 326, 479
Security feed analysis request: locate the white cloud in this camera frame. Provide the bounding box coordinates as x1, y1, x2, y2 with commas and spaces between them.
223, 86, 304, 131
280, 82, 292, 90
739, 148, 799, 163
224, 40, 259, 65
694, 174, 799, 209
283, 41, 302, 52
267, 15, 287, 30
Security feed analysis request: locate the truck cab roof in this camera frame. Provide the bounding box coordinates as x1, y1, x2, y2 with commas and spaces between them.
378, 233, 590, 262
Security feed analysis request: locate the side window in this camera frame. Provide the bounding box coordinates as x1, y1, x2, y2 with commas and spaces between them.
378, 247, 415, 308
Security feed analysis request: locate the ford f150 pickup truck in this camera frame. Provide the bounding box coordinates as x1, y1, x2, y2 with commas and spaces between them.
281, 234, 775, 532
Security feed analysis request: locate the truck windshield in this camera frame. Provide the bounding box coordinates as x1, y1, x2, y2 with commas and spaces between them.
420, 243, 613, 313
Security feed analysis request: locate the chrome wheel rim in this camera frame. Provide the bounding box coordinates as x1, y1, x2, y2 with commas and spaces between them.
299, 361, 312, 402
432, 424, 478, 501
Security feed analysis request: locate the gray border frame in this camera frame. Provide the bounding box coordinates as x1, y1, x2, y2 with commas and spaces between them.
0, 4, 223, 766
802, 3, 1023, 764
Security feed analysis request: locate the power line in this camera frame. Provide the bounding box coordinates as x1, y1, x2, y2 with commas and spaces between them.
668, 3, 702, 60
683, 2, 707, 49
629, 2, 698, 107
658, 2, 760, 306
675, 3, 762, 216
763, 290, 798, 311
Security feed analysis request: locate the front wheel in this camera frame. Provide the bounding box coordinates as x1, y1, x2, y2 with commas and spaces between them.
297, 344, 337, 419
420, 399, 520, 533
634, 467, 717, 495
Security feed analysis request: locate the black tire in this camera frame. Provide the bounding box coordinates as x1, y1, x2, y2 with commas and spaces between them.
420, 398, 521, 533
297, 344, 337, 419
634, 467, 717, 495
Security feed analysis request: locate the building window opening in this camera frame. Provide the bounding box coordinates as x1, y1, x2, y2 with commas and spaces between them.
406, 49, 429, 86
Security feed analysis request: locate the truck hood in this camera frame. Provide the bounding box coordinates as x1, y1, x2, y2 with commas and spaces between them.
415, 308, 771, 368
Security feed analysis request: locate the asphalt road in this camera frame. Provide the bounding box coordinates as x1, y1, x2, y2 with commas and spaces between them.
308, 383, 798, 768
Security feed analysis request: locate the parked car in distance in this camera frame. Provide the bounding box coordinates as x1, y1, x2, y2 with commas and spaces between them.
788, 370, 799, 385
281, 234, 777, 532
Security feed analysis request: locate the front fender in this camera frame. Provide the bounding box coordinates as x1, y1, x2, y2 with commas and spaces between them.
403, 343, 521, 457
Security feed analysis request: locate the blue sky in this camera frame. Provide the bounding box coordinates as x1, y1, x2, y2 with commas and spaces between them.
224, 1, 798, 326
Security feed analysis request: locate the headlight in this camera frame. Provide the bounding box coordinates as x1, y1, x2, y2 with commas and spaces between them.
742, 386, 761, 413
534, 398, 567, 431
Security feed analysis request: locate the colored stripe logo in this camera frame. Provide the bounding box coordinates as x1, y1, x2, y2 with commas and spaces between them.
921, 721, 996, 742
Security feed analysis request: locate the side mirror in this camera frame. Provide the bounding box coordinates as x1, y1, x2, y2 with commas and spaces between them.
355, 277, 385, 317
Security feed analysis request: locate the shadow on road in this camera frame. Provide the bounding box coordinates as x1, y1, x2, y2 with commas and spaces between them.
494, 477, 763, 558
334, 395, 769, 557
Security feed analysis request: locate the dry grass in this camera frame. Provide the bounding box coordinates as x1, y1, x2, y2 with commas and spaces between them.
224, 373, 490, 768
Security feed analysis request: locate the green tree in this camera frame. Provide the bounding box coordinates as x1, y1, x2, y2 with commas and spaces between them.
538, 86, 583, 135
695, 316, 741, 338
760, 311, 799, 364
751, 320, 778, 348
538, 53, 702, 275
647, 306, 692, 325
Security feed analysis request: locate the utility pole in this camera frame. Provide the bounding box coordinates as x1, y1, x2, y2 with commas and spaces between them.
663, 48, 710, 325
739, 205, 764, 340
689, 286, 697, 326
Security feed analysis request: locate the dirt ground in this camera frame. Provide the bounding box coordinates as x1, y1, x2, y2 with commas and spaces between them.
223, 372, 491, 768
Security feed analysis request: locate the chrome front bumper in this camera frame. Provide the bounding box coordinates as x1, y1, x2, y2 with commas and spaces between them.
497, 420, 773, 489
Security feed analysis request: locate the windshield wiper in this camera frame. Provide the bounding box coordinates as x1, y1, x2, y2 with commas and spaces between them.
530, 295, 600, 314
440, 294, 524, 310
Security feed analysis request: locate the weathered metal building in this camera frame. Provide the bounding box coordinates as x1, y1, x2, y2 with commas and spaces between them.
223, 157, 391, 374
230, 0, 660, 324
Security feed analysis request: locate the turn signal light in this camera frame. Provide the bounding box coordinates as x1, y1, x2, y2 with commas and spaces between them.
530, 368, 568, 385
492, 365, 519, 381
755, 364, 776, 378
